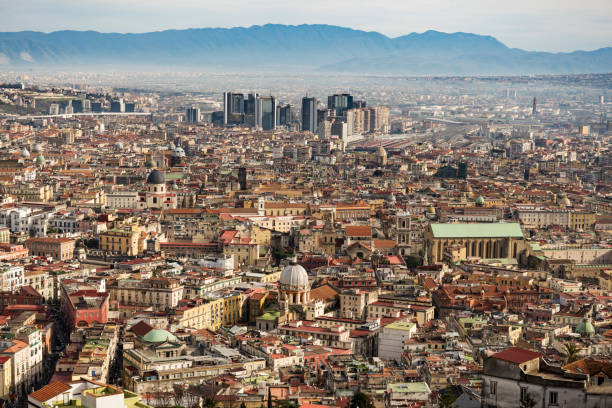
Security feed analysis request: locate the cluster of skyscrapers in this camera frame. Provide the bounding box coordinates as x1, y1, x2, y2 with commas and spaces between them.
201, 91, 389, 137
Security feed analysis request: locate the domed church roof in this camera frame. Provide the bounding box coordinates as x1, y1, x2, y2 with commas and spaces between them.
147, 170, 165, 184
142, 329, 177, 343
279, 263, 310, 291
576, 319, 595, 336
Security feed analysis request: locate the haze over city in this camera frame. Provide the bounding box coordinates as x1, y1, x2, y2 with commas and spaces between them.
0, 2, 611, 408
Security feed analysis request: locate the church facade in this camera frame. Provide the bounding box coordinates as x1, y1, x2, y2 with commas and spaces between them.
424, 223, 529, 264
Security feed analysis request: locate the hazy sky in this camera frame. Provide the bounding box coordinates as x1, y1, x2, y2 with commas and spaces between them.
1, 0, 611, 52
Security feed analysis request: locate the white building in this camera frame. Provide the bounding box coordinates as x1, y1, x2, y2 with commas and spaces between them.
378, 321, 416, 362
0, 207, 54, 236
106, 191, 139, 209
0, 264, 25, 291
482, 348, 612, 408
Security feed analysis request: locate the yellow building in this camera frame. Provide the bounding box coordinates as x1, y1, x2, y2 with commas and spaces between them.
569, 211, 597, 230
174, 292, 244, 330
263, 202, 309, 217
223, 242, 259, 266
0, 227, 9, 244
100, 229, 141, 256
0, 355, 11, 400
6, 184, 53, 202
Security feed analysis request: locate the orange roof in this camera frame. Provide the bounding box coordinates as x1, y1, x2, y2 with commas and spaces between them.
373, 239, 396, 249
345, 226, 371, 237
29, 381, 72, 402
310, 284, 339, 302
491, 347, 541, 364
2, 339, 27, 354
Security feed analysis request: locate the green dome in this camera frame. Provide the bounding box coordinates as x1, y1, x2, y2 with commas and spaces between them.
576, 319, 595, 335
171, 181, 178, 190
145, 158, 156, 168
142, 329, 177, 343
476, 196, 485, 205
35, 154, 45, 165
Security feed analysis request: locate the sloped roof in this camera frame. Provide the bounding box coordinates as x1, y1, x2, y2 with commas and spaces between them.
564, 359, 612, 377
310, 284, 340, 302
491, 347, 541, 364
29, 381, 71, 402
130, 320, 154, 337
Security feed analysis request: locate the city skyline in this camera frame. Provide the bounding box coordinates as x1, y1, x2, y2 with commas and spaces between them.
0, 0, 611, 53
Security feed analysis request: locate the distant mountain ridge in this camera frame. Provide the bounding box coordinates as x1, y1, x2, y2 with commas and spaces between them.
0, 24, 610, 75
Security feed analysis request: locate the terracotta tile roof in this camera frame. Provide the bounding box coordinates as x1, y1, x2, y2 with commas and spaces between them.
310, 284, 340, 302
29, 381, 71, 402
130, 321, 154, 337
563, 359, 612, 377
345, 226, 372, 237
373, 239, 396, 249
491, 347, 541, 364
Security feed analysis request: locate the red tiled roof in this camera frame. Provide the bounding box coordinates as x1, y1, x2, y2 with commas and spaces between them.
130, 320, 154, 337
345, 226, 372, 237
491, 347, 541, 364
29, 381, 71, 402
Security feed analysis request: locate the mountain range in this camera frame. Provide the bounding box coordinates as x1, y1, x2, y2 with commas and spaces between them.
0, 24, 610, 75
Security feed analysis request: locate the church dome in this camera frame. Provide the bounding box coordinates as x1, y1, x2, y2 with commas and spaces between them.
427, 205, 436, 214
142, 329, 177, 343
476, 196, 485, 206
279, 263, 310, 291
33, 143, 43, 153
145, 158, 156, 168
147, 170, 165, 184
20, 148, 30, 158
35, 154, 45, 165
576, 319, 595, 336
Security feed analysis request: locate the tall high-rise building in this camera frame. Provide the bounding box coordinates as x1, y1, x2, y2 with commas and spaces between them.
532, 97, 537, 116
71, 99, 83, 113
277, 104, 292, 127
245, 93, 258, 115
223, 92, 245, 125
185, 107, 200, 123
91, 102, 102, 113
328, 93, 354, 116
256, 96, 276, 131
110, 99, 124, 113
301, 97, 318, 133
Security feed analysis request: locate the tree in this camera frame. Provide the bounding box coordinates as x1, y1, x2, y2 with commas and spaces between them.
173, 384, 186, 408
349, 392, 374, 408
278, 401, 299, 408
562, 342, 580, 364
204, 397, 218, 408
183, 388, 200, 408
438, 387, 456, 408
240, 403, 247, 408
520, 392, 537, 408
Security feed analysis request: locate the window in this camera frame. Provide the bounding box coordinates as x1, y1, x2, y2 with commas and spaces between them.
549, 391, 558, 406
489, 381, 497, 395
520, 387, 528, 401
